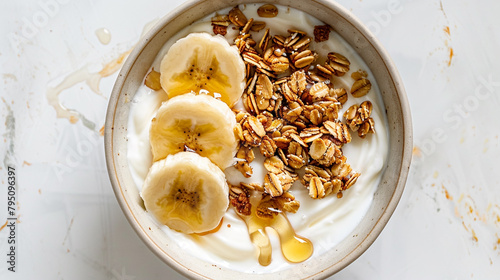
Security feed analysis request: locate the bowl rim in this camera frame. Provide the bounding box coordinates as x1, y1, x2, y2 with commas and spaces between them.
105, 0, 413, 278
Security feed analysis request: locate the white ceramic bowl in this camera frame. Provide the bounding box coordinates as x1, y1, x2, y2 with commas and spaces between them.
105, 0, 412, 278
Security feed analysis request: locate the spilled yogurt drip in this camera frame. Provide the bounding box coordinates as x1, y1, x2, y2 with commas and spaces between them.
127, 3, 389, 274
95, 28, 111, 45
46, 18, 159, 128
46, 49, 131, 128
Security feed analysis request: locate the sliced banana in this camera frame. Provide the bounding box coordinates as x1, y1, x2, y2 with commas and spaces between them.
160, 32, 246, 107
149, 93, 238, 169
142, 152, 229, 234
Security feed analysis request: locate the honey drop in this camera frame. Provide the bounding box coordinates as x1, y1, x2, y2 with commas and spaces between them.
272, 214, 313, 263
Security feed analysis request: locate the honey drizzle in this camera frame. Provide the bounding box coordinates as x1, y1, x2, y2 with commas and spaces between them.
237, 195, 313, 265
195, 218, 224, 236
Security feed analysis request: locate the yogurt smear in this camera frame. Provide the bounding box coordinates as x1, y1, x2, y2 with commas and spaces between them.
127, 3, 389, 273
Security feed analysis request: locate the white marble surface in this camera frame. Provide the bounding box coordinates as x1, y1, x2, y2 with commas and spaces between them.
0, 0, 499, 279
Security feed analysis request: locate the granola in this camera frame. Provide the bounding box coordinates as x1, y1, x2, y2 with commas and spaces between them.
212, 24, 228, 36
228, 6, 248, 27
313, 25, 330, 42
351, 78, 372, 98
257, 4, 279, 18
213, 4, 377, 214
344, 101, 375, 138
211, 14, 230, 36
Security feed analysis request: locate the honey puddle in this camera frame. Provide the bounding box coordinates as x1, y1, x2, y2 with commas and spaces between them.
237, 195, 313, 266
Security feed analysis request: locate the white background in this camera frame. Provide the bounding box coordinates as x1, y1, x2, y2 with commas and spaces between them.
1, 0, 500, 279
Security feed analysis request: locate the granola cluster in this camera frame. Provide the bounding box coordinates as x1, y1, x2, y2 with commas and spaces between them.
212, 5, 376, 217
344, 100, 375, 139
229, 182, 300, 219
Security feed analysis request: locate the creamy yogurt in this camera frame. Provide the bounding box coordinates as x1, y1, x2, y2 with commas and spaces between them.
127, 3, 389, 273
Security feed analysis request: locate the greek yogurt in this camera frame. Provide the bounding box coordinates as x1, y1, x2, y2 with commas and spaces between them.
127, 3, 389, 273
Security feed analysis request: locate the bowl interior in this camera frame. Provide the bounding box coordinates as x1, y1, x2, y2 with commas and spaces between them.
105, 0, 412, 279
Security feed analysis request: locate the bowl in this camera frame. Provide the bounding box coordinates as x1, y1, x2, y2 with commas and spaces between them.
105, 0, 413, 278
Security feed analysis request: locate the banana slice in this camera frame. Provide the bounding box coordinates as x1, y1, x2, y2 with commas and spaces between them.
150, 93, 238, 169
142, 152, 229, 234
160, 32, 245, 107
